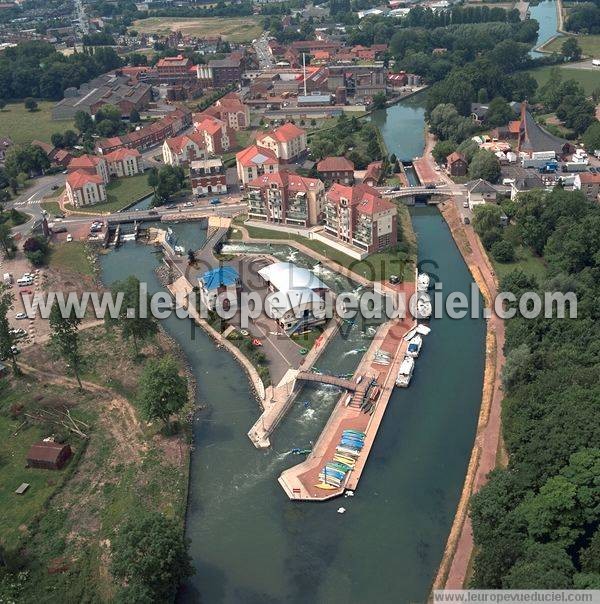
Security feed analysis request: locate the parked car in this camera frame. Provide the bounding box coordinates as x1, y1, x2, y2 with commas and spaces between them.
166, 204, 177, 210
148, 210, 158, 216
15, 312, 27, 320
463, 201, 469, 208
184, 201, 194, 208
66, 234, 73, 242
425, 184, 436, 190
210, 197, 221, 205
464, 217, 470, 225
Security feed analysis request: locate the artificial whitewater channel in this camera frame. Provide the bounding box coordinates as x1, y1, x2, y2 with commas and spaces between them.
100, 93, 486, 603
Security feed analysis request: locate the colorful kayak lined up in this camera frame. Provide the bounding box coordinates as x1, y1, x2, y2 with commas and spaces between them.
315, 430, 366, 489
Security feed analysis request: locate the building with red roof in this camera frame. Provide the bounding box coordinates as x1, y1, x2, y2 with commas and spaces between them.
206, 93, 250, 131
67, 154, 109, 184
236, 145, 280, 185
156, 55, 192, 79
247, 171, 325, 227
66, 170, 107, 207
316, 156, 355, 185
194, 115, 233, 155
256, 122, 307, 162
162, 132, 206, 166
190, 158, 227, 196
574, 172, 600, 202
104, 147, 144, 177
362, 161, 383, 187
324, 183, 397, 254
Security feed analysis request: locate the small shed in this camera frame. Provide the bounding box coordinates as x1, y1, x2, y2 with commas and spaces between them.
26, 441, 72, 470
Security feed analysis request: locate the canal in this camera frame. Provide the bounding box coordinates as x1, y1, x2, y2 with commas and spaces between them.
99, 95, 486, 603
530, 0, 559, 57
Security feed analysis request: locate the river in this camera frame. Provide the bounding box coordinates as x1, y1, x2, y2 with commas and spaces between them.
99, 95, 486, 603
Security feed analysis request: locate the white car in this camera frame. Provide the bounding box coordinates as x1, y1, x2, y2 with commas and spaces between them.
15, 312, 27, 320
66, 234, 73, 242
463, 201, 469, 208
184, 202, 194, 208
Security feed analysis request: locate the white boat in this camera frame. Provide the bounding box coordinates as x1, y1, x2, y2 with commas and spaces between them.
396, 356, 415, 388
410, 292, 432, 320
417, 272, 430, 292
406, 335, 423, 358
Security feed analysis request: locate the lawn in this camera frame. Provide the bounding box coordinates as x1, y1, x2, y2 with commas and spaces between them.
291, 328, 324, 351
0, 102, 75, 145
541, 34, 600, 58
49, 242, 95, 277
526, 65, 600, 95
242, 219, 415, 282
65, 173, 153, 214
130, 16, 263, 42
492, 245, 548, 283
40, 200, 63, 216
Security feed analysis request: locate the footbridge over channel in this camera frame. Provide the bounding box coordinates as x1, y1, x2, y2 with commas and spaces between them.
296, 371, 358, 390
380, 186, 455, 203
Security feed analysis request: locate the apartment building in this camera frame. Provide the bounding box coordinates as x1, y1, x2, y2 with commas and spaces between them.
162, 132, 207, 166
67, 155, 109, 184
65, 171, 107, 207
236, 145, 280, 185
256, 123, 307, 162
316, 156, 355, 184
190, 158, 227, 196
247, 171, 325, 227
104, 148, 144, 177
324, 183, 397, 254
194, 115, 232, 155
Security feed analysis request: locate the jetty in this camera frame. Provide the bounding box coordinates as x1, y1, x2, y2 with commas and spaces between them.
278, 281, 416, 501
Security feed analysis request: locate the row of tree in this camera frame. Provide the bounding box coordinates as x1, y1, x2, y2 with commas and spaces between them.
469, 187, 600, 588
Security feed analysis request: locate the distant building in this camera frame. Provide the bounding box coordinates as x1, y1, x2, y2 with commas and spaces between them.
190, 158, 227, 196
52, 73, 152, 119
194, 115, 233, 155
446, 151, 468, 177
466, 179, 498, 209
162, 132, 207, 166
236, 145, 280, 186
574, 172, 600, 202
256, 123, 307, 162
208, 55, 243, 87
362, 161, 383, 187
517, 101, 573, 158
202, 92, 250, 131
510, 174, 544, 201
324, 183, 397, 254
199, 266, 241, 311
317, 156, 355, 184
156, 54, 192, 79
247, 171, 325, 226
104, 148, 144, 177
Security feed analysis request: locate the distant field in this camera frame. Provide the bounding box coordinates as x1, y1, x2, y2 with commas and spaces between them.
527, 65, 600, 95
541, 34, 600, 57
0, 102, 74, 145
130, 16, 263, 42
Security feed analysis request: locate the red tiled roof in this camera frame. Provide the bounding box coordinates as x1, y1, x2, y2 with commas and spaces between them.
67, 169, 103, 189
578, 172, 600, 184
363, 161, 382, 183
236, 145, 279, 168
447, 151, 466, 164
317, 156, 354, 172
356, 193, 395, 215
248, 170, 323, 192
68, 154, 103, 171
326, 182, 381, 207
259, 122, 305, 144
104, 147, 141, 162
195, 115, 225, 136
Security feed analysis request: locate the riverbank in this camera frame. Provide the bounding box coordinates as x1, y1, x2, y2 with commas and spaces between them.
431, 201, 506, 591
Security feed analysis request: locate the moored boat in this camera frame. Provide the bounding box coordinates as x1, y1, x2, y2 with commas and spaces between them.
315, 482, 338, 490
406, 335, 423, 358
396, 355, 415, 388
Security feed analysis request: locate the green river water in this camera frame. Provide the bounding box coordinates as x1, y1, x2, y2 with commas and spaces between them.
100, 96, 486, 603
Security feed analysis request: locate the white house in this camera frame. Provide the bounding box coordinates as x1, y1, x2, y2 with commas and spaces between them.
466, 179, 498, 209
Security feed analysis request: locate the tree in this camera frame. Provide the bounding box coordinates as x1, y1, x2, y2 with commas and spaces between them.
147, 167, 159, 195
107, 276, 157, 355
111, 511, 193, 601
74, 110, 94, 134
485, 97, 513, 128
62, 130, 79, 148
137, 356, 187, 429
491, 239, 515, 263
49, 300, 83, 389
51, 133, 64, 148
473, 204, 503, 236
432, 140, 457, 164
24, 97, 37, 112
469, 149, 501, 183
372, 91, 387, 110
23, 235, 49, 266
582, 121, 600, 154
154, 166, 185, 204
0, 99, 5, 111
561, 37, 582, 62
129, 109, 141, 123
0, 222, 13, 255
0, 284, 18, 374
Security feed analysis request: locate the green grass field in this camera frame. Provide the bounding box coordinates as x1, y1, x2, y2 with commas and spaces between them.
541, 34, 600, 58
527, 65, 600, 95
130, 16, 263, 42
49, 242, 95, 277
0, 102, 75, 145
492, 245, 548, 283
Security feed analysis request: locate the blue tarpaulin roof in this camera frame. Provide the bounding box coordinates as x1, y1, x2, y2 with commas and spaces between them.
201, 267, 239, 291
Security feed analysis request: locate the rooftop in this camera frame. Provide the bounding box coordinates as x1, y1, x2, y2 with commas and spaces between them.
236, 145, 279, 168
258, 262, 329, 294
317, 156, 355, 172
200, 266, 239, 291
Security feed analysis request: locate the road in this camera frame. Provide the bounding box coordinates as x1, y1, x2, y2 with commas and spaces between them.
253, 33, 274, 70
